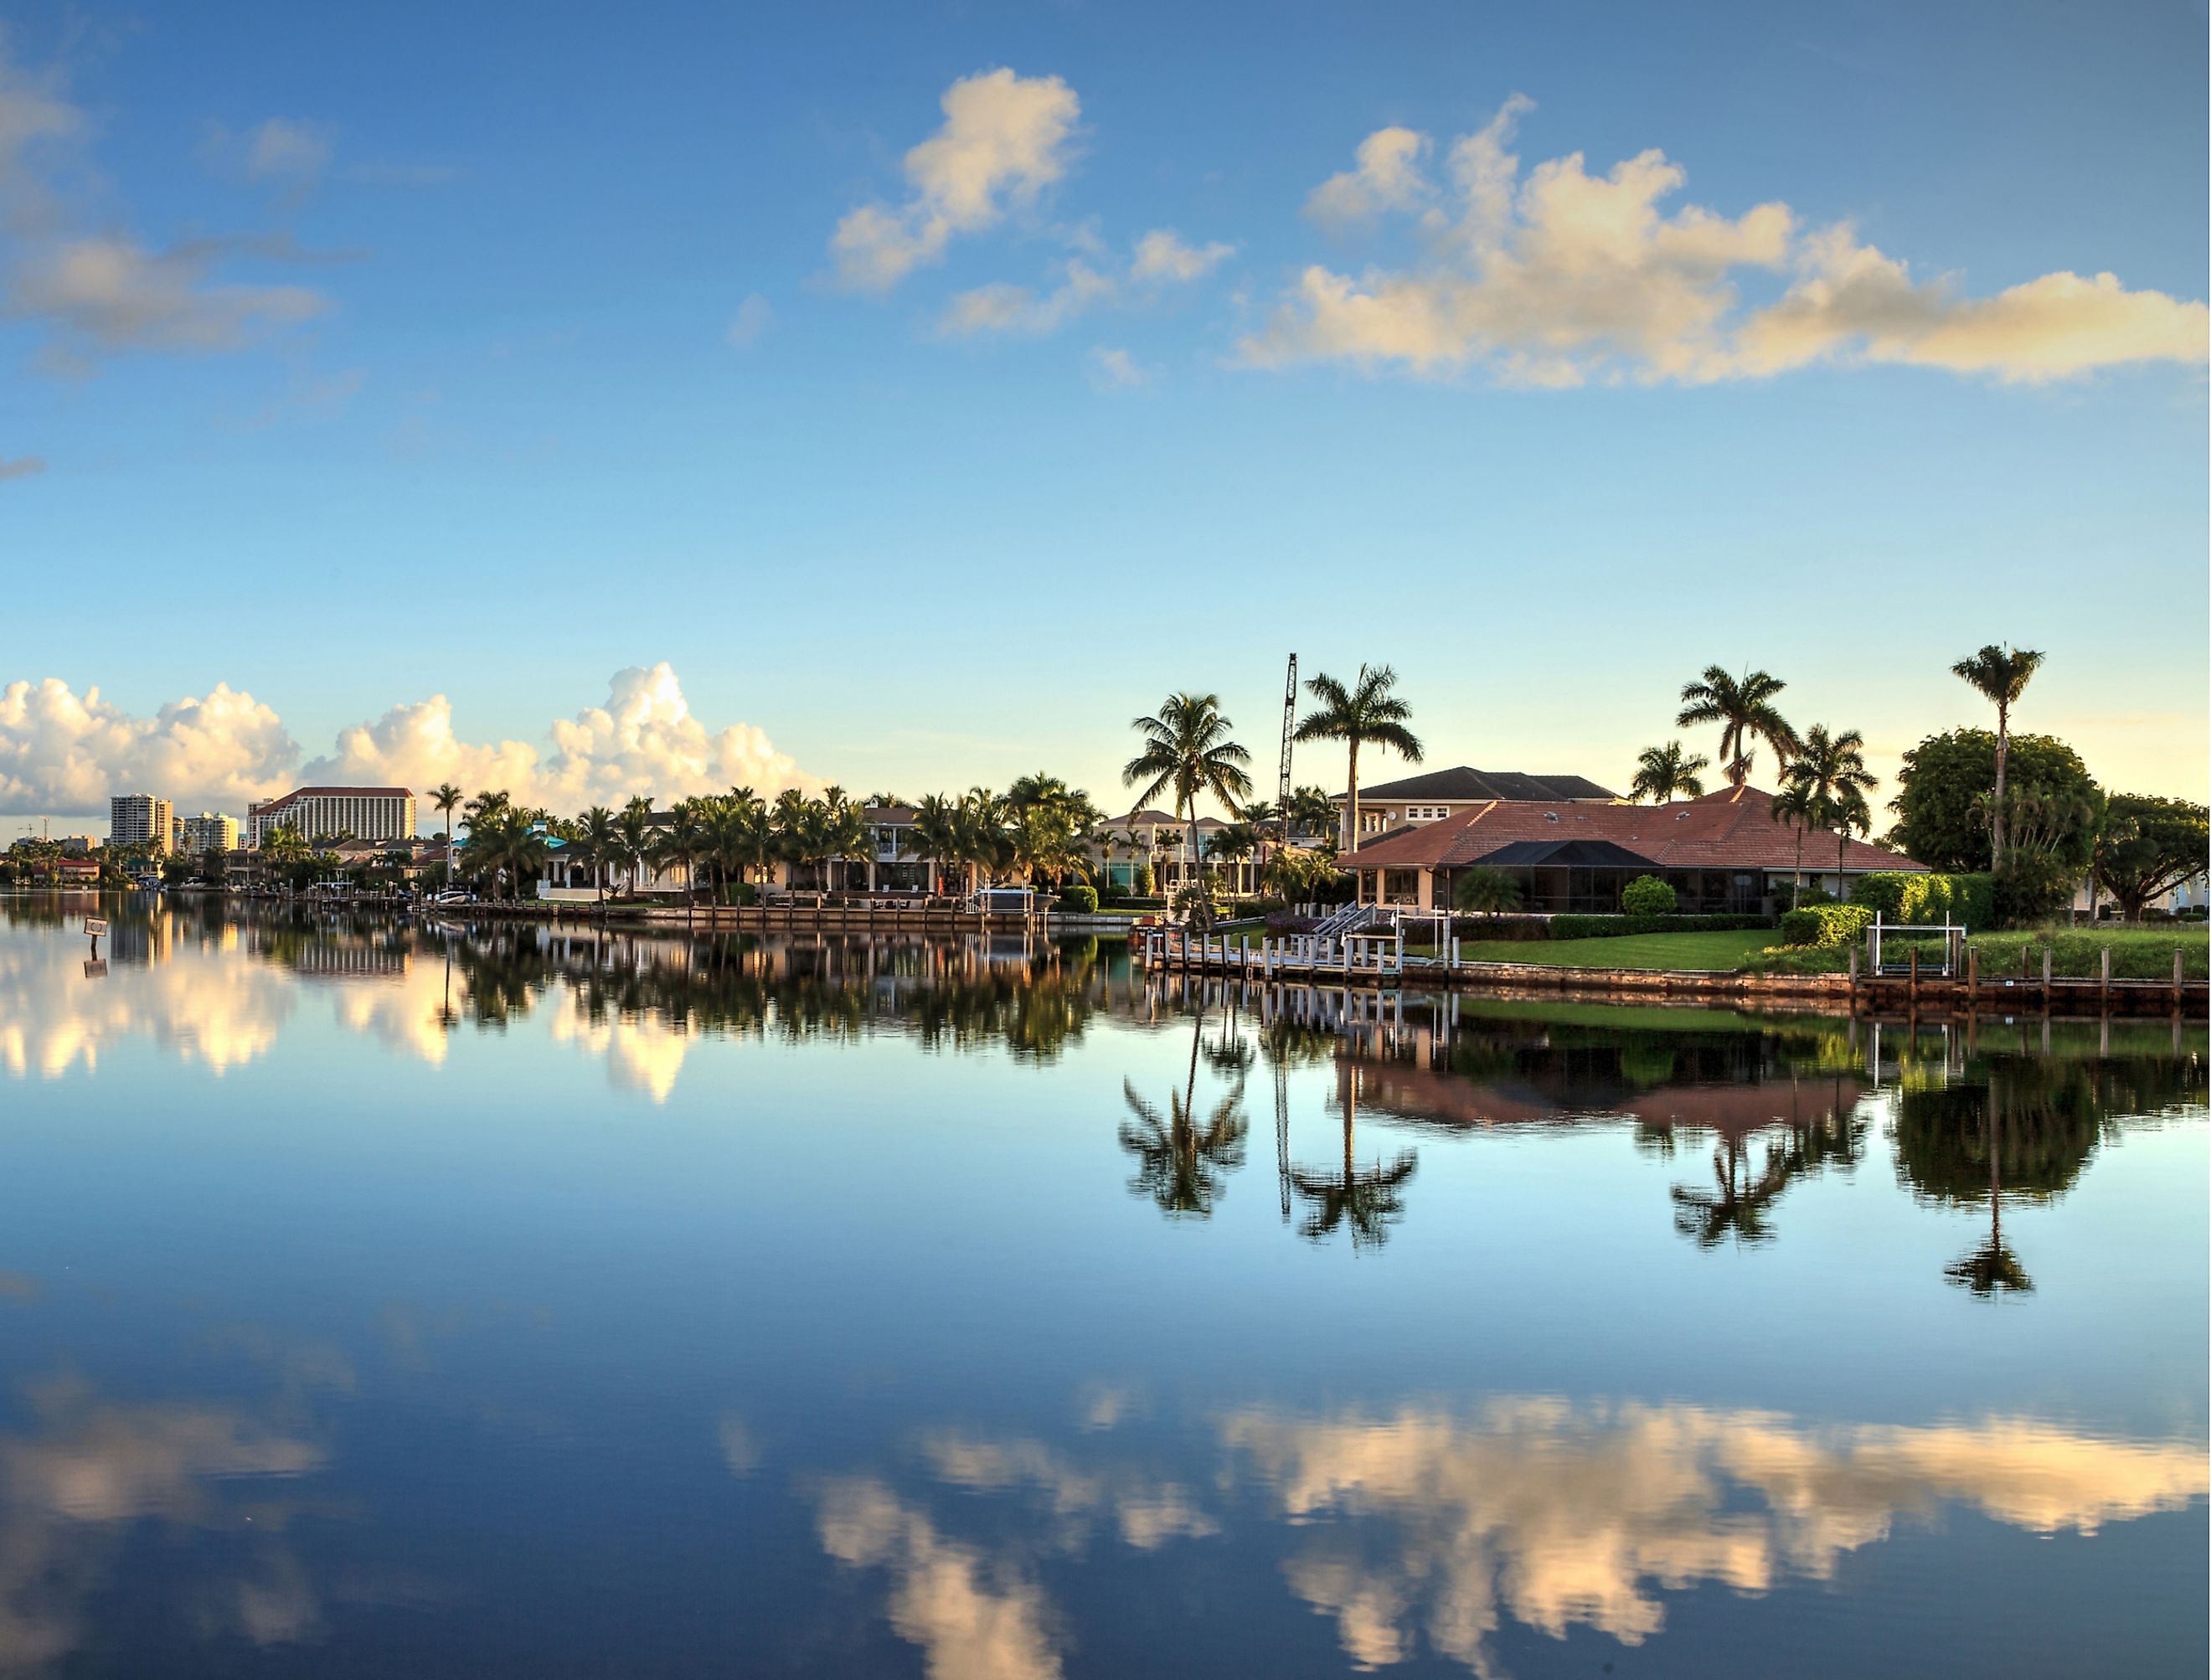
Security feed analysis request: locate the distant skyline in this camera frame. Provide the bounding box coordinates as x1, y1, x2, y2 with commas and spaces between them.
3, 1, 2204, 835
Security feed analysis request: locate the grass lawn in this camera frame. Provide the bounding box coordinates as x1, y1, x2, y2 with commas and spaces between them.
1451, 930, 1779, 971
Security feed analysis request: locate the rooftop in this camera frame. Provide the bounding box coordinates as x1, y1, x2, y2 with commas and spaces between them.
1337, 766, 1619, 804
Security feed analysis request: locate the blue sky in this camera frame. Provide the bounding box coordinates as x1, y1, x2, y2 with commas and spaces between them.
1, 0, 2204, 830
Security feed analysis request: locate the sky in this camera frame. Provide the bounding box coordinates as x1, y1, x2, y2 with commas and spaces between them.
1, 0, 2204, 837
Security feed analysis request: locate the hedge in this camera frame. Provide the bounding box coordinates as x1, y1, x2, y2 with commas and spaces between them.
1850, 871, 1993, 930
1780, 903, 1876, 947
1620, 875, 1678, 916
1057, 884, 1099, 914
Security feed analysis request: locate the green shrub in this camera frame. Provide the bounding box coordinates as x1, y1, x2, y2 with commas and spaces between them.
1780, 903, 1876, 947
1058, 884, 1099, 914
1132, 863, 1155, 896
1851, 871, 1994, 929
1620, 875, 1678, 916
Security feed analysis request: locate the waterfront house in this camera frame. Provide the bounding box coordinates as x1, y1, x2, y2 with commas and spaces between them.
1332, 767, 1620, 841
1333, 784, 1922, 915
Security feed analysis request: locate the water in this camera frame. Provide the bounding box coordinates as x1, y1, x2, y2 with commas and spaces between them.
2, 894, 2204, 1677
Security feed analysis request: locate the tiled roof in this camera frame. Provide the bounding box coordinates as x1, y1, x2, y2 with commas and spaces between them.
1337, 786, 1921, 874
1339, 767, 1619, 804
863, 805, 920, 824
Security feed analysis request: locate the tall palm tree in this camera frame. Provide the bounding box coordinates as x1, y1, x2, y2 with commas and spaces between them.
1676, 666, 1797, 787
1769, 780, 1816, 910
1124, 693, 1254, 921
609, 797, 652, 899
1293, 665, 1422, 853
576, 806, 619, 903
1951, 643, 2045, 873
912, 794, 960, 897
1786, 725, 1878, 899
652, 801, 706, 929
430, 783, 464, 889
1629, 741, 1710, 804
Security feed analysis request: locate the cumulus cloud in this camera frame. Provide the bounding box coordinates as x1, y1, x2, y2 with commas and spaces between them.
0, 455, 44, 481
305, 663, 805, 813
0, 678, 299, 816
0, 45, 332, 367
1241, 95, 2207, 386
1303, 126, 1433, 230
724, 291, 773, 348
941, 229, 1233, 338
830, 69, 1080, 292
0, 664, 807, 819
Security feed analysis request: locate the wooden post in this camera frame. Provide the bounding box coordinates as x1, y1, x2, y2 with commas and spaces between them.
1967, 946, 1978, 1002
2100, 946, 2110, 1007
2042, 944, 2052, 991
1848, 946, 1858, 1002
1908, 944, 1918, 1006
2174, 946, 2184, 1009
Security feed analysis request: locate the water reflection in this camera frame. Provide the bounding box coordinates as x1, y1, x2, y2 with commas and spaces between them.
814, 1394, 2208, 1680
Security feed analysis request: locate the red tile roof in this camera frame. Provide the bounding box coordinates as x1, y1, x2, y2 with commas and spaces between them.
1337, 785, 1921, 874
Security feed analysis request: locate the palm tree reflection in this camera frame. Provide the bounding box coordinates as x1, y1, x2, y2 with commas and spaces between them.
1118, 1076, 1250, 1219
1290, 1069, 1416, 1250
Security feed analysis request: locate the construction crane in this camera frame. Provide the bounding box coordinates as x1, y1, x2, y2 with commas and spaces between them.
1275, 652, 1298, 849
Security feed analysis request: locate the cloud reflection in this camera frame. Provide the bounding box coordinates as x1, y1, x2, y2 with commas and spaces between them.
1222, 1399, 2210, 1673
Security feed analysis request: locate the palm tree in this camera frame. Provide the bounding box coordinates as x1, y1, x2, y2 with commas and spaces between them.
1951, 643, 2045, 873
1675, 666, 1797, 787
1629, 741, 1710, 804
1286, 785, 1338, 846
614, 797, 654, 899
1770, 780, 1816, 910
430, 783, 463, 889
1293, 665, 1422, 853
1123, 693, 1252, 921
576, 805, 619, 903
1786, 725, 1878, 899
1451, 866, 1520, 917
652, 800, 706, 929
912, 795, 960, 897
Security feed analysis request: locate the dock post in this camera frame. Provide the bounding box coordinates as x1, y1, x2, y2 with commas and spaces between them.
1848, 946, 1858, 1004
1966, 946, 1978, 1004
2176, 946, 2186, 1010
2100, 946, 2111, 1009
1908, 946, 1918, 1006
2042, 944, 2052, 992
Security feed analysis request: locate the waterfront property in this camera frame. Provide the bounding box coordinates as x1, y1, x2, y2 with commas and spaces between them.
1334, 766, 1620, 839
109, 792, 174, 854
179, 812, 240, 853
1090, 808, 1261, 896
1336, 783, 1923, 914
247, 786, 420, 848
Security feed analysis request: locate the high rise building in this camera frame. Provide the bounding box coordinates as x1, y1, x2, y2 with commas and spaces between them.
181, 812, 240, 853
248, 786, 417, 848
110, 793, 175, 854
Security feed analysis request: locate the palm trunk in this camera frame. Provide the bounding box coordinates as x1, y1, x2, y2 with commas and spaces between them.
1992, 702, 2010, 873
1791, 827, 1804, 910
1343, 740, 1361, 853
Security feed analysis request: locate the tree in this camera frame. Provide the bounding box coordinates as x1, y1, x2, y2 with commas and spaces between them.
199, 843, 229, 888
575, 806, 618, 902
614, 797, 655, 898
430, 783, 464, 889
1451, 866, 1521, 917
651, 801, 706, 928
1286, 785, 1339, 846
1294, 665, 1422, 853
1768, 779, 1816, 909
1887, 730, 2097, 873
1124, 693, 1253, 923
2092, 793, 2209, 922
912, 794, 960, 897
1786, 725, 1878, 899
1675, 666, 1796, 787
1950, 644, 2044, 873
1629, 741, 1710, 803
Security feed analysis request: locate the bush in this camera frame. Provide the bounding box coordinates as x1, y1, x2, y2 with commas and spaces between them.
1780, 903, 1875, 947
1445, 913, 1552, 942
1132, 864, 1155, 896
1851, 871, 1993, 929
1620, 875, 1678, 916
1057, 884, 1099, 914
1099, 894, 1165, 910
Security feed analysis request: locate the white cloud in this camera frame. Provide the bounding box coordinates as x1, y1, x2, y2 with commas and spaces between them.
942, 229, 1232, 339
1128, 229, 1234, 283
1242, 95, 2207, 386
1303, 126, 1432, 230
0, 455, 43, 481
724, 291, 773, 348
0, 664, 808, 819
830, 69, 1080, 292
0, 46, 332, 366
1086, 346, 1154, 389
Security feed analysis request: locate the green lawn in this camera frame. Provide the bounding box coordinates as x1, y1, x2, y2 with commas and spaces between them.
1451, 930, 1778, 971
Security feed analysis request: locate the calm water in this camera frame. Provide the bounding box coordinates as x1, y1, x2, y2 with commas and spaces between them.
1, 895, 2204, 1677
